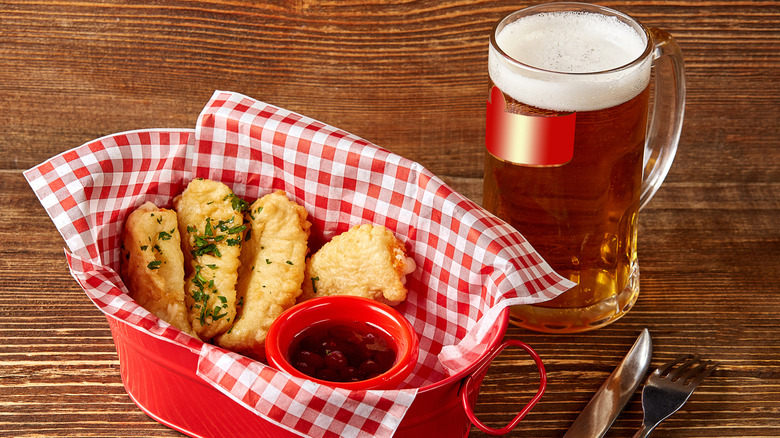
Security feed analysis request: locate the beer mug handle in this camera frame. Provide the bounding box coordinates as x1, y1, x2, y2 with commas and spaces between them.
640, 28, 685, 210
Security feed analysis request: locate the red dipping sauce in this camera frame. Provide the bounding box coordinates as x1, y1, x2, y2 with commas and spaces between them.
266, 295, 418, 390
289, 322, 397, 383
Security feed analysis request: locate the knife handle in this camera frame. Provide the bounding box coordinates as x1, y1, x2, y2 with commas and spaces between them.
460, 340, 547, 436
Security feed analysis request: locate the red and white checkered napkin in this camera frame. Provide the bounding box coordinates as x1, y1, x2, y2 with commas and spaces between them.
25, 90, 573, 438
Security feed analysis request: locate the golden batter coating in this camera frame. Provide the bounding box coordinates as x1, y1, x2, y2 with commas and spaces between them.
216, 190, 311, 360
120, 202, 197, 337
174, 178, 246, 340
300, 224, 415, 306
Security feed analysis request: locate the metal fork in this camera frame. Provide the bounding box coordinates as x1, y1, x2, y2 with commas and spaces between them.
633, 354, 719, 438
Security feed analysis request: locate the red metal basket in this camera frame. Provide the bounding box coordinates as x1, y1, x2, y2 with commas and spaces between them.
108, 307, 545, 437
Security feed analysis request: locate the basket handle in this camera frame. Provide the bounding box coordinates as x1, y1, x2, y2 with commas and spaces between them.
460, 339, 547, 436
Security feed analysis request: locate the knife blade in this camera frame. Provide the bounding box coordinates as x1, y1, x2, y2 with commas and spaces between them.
563, 328, 652, 438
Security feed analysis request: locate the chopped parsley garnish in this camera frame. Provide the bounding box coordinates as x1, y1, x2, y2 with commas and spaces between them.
192, 242, 221, 258
204, 218, 214, 237
191, 289, 207, 303
158, 229, 174, 240
225, 194, 249, 213
192, 266, 208, 288
227, 224, 246, 235
189, 216, 243, 258
189, 264, 230, 326
147, 260, 162, 270
193, 235, 210, 247
211, 306, 228, 321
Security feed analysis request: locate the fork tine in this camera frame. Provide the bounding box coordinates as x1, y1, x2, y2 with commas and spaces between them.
656, 354, 694, 378
678, 360, 708, 382
688, 361, 719, 386
667, 354, 701, 381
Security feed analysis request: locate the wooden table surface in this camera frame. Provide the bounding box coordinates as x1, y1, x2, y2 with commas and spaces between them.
2, 1, 778, 437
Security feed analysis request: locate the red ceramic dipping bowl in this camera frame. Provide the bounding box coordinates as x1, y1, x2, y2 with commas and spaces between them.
266, 296, 419, 391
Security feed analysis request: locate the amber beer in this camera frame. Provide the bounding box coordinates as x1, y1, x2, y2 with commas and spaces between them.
484, 5, 655, 332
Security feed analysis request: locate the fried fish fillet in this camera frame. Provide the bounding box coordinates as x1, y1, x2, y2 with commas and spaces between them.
300, 224, 415, 306
216, 190, 311, 360
120, 202, 197, 337
174, 178, 245, 340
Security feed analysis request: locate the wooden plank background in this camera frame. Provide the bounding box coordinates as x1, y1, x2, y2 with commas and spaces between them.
1, 1, 778, 437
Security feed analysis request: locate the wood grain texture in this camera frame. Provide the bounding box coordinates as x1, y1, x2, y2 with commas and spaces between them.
1, 0, 779, 437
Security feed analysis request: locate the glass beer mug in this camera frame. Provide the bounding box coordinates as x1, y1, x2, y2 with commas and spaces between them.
483, 2, 684, 333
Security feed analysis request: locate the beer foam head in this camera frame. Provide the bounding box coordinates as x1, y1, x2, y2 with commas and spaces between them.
489, 11, 651, 112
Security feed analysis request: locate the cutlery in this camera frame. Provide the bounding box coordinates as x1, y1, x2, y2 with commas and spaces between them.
633, 354, 719, 437
563, 328, 652, 438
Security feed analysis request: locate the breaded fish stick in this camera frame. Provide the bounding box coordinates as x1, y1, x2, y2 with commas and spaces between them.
174, 179, 246, 340
120, 202, 197, 337
216, 190, 311, 360
300, 224, 415, 306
